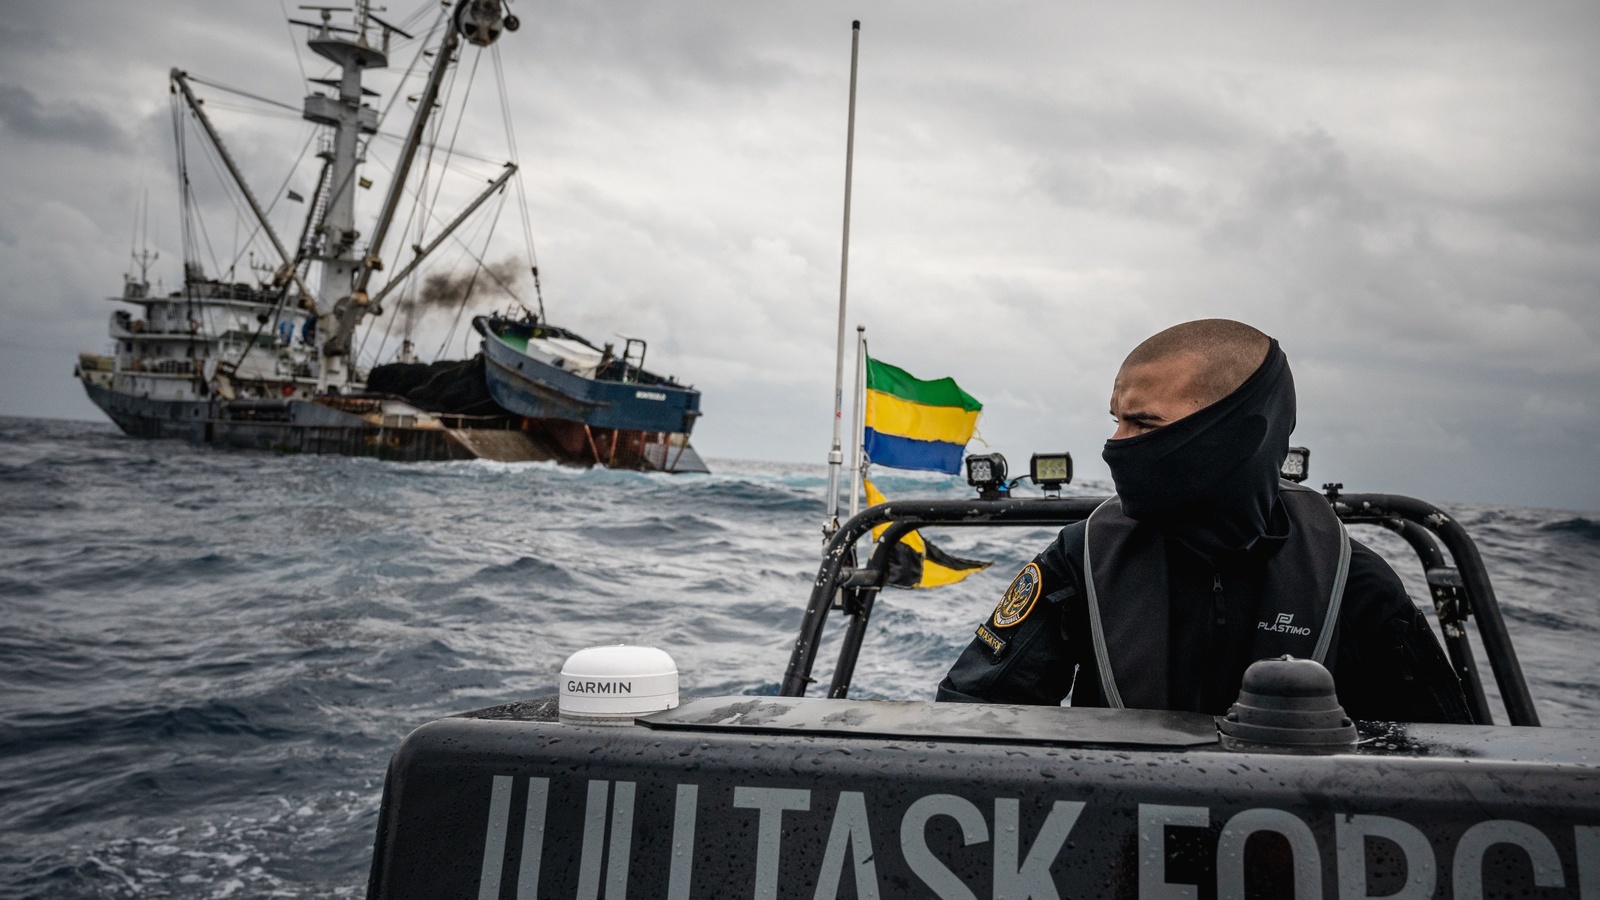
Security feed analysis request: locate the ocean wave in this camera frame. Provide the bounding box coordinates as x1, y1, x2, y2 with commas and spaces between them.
1540, 516, 1600, 541
1, 416, 1598, 897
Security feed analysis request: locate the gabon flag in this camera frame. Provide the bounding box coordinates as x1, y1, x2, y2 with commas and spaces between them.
862, 357, 982, 475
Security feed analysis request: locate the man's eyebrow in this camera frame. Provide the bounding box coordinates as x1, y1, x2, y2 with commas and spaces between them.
1116, 410, 1164, 425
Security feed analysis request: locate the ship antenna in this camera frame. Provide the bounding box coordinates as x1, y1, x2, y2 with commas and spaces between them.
127, 194, 138, 278
824, 21, 862, 541
129, 188, 158, 290
139, 189, 157, 284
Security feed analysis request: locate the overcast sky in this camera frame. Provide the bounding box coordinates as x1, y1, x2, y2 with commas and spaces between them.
0, 1, 1595, 509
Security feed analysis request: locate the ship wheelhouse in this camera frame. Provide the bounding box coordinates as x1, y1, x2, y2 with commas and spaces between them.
96, 275, 317, 403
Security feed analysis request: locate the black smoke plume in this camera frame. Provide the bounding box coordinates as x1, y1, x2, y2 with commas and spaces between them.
398, 258, 522, 336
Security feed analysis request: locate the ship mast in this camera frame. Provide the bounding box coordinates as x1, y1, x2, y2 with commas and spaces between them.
294, 2, 391, 387
294, 0, 516, 386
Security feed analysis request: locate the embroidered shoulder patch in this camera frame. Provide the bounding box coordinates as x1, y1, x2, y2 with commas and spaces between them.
975, 623, 1008, 658
992, 562, 1042, 628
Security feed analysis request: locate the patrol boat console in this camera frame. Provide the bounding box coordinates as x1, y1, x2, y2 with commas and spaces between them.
366, 486, 1598, 899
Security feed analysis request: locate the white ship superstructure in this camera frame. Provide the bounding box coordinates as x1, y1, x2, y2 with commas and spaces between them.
81, 274, 315, 404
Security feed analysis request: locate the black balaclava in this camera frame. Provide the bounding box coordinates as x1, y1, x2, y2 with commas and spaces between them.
1101, 339, 1295, 562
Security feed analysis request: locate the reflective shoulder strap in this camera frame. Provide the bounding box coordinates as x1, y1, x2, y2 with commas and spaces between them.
1082, 497, 1125, 709
1311, 518, 1351, 664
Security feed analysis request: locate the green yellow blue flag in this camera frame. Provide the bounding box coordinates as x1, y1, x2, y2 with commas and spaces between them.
865, 479, 990, 589
862, 357, 981, 475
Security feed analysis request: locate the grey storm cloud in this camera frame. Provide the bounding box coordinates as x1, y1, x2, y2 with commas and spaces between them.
0, 84, 128, 150
0, 0, 1597, 510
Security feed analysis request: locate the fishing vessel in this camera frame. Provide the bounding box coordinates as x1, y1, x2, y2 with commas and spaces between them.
474, 314, 707, 472
75, 0, 706, 471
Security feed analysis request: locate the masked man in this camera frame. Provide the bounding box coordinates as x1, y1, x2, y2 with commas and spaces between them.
937, 319, 1472, 722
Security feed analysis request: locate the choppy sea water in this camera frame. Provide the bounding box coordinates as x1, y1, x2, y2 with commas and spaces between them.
1, 415, 1597, 898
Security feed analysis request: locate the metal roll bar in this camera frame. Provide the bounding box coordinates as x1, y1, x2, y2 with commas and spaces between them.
780, 492, 1539, 727
781, 498, 1104, 699
1335, 492, 1538, 726
1374, 517, 1494, 723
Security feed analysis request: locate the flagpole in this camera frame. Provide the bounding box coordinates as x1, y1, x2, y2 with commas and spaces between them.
824, 20, 862, 540
848, 326, 867, 520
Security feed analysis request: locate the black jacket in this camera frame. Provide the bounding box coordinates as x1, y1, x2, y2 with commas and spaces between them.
937, 519, 1473, 723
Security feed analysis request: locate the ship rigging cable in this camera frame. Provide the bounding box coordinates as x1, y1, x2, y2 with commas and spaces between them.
221, 157, 339, 381
361, 39, 473, 367
276, 0, 309, 84
492, 42, 545, 321
373, 7, 448, 138
180, 105, 294, 290
358, 15, 475, 366
169, 91, 208, 282
357, 28, 540, 368
438, 190, 509, 358
417, 44, 479, 276
225, 130, 318, 277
